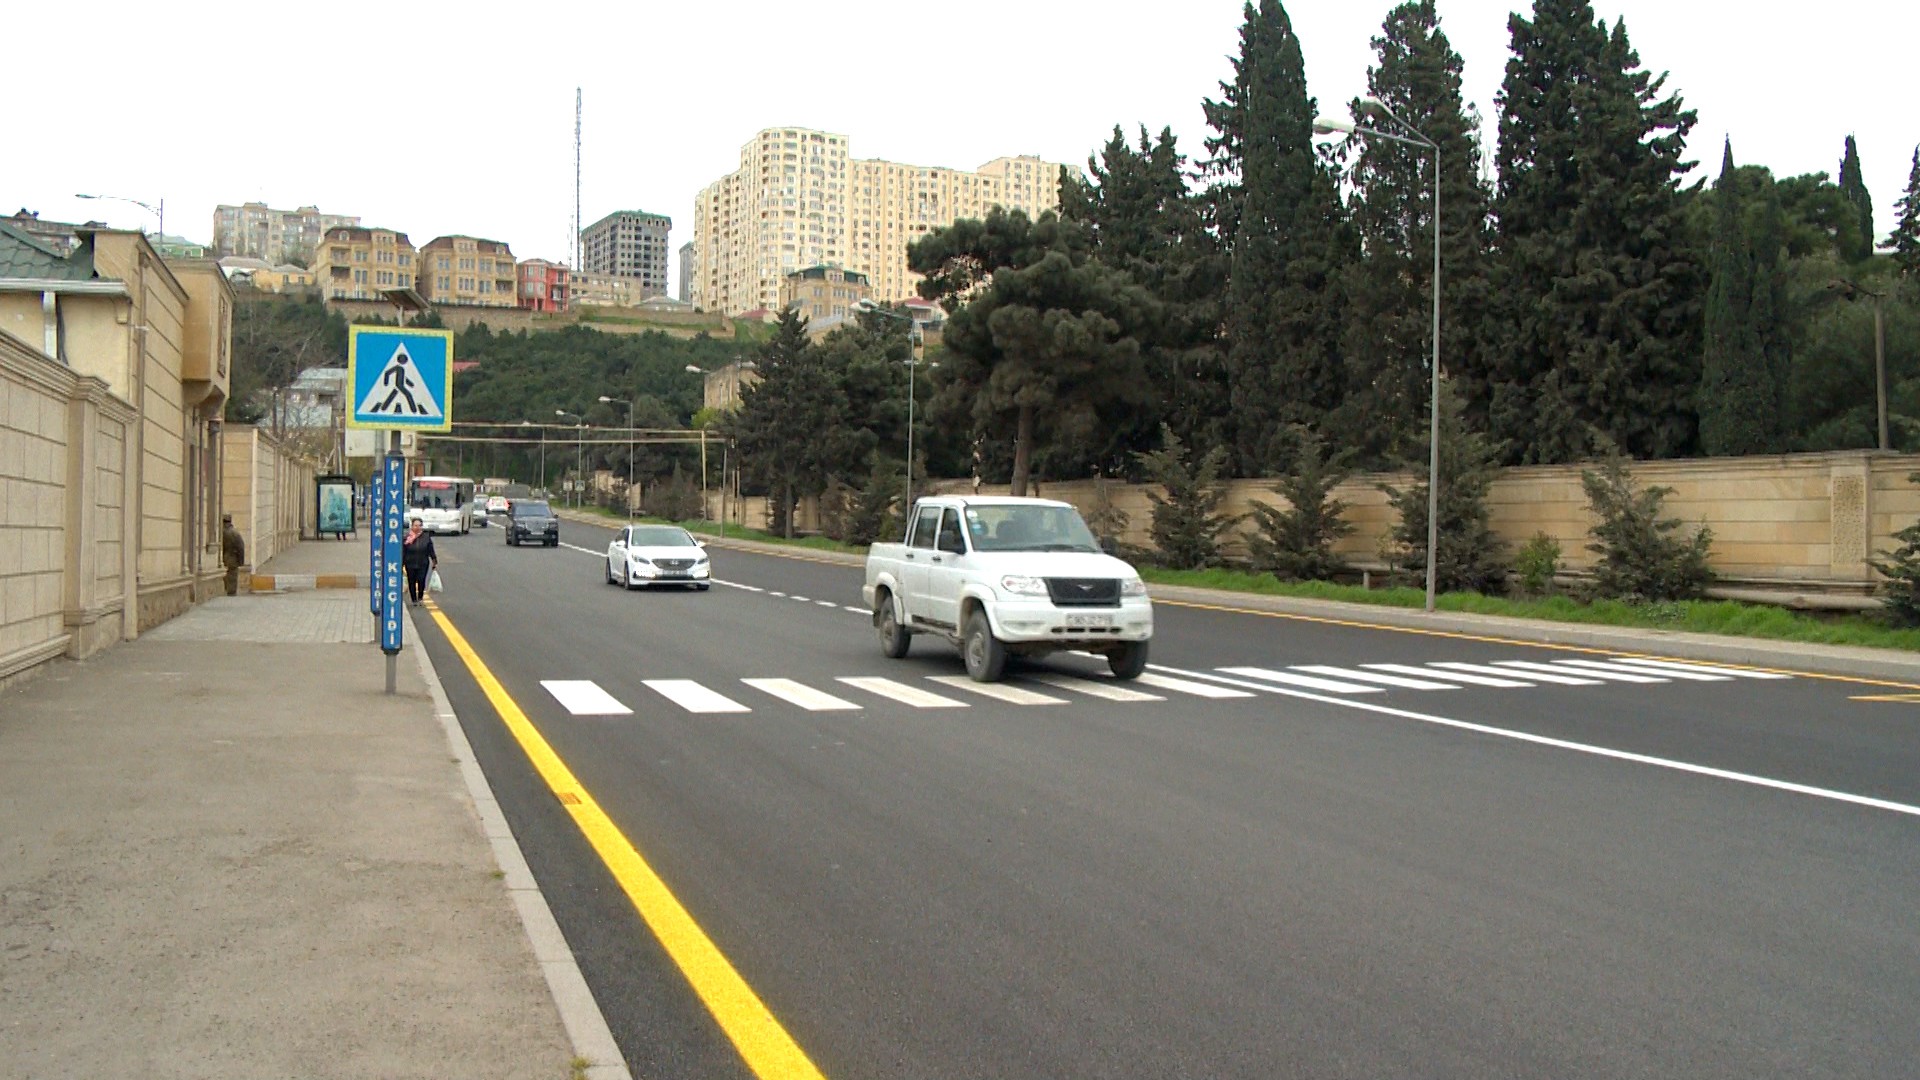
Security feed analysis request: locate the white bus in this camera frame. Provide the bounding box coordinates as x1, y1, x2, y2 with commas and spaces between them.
407, 476, 477, 535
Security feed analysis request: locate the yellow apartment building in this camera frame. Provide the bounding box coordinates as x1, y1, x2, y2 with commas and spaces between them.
779, 265, 871, 332
313, 226, 416, 301
692, 126, 1069, 315
418, 235, 517, 307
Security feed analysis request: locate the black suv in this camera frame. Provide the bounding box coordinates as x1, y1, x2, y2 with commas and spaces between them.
505, 500, 559, 547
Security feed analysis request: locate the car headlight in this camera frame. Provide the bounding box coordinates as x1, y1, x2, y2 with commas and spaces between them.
1120, 577, 1148, 597
999, 575, 1049, 597
693, 556, 709, 566
629, 555, 652, 565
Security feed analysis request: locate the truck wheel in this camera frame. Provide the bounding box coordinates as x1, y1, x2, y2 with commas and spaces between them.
877, 593, 911, 659
963, 610, 1007, 683
1108, 640, 1149, 680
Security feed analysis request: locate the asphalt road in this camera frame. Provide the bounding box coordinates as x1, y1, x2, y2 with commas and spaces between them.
415, 513, 1920, 1080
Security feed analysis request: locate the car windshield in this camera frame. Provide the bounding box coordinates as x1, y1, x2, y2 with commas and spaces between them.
630, 527, 696, 547
963, 504, 1101, 553
516, 501, 552, 517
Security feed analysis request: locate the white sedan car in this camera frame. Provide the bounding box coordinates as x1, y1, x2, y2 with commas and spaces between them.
606, 524, 712, 590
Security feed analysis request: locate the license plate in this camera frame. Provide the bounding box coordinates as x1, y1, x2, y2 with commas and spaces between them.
1065, 613, 1113, 628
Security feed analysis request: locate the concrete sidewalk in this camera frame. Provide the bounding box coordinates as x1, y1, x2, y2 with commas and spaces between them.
0, 549, 629, 1079
249, 530, 375, 591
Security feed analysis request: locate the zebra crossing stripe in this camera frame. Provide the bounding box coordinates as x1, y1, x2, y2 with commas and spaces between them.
1606, 657, 1794, 680
1555, 658, 1730, 682
1366, 663, 1534, 688
1433, 662, 1602, 686
644, 679, 751, 713
836, 677, 968, 708
1134, 672, 1256, 699
1495, 661, 1666, 684
1027, 673, 1165, 702
1295, 665, 1460, 690
1219, 667, 1384, 694
928, 676, 1070, 705
742, 678, 860, 711
540, 679, 633, 716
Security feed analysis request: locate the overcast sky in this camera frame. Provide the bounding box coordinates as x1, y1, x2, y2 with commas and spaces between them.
13, 1, 1914, 294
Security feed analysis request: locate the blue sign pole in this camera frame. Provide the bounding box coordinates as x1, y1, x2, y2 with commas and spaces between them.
369, 468, 385, 617
381, 453, 406, 667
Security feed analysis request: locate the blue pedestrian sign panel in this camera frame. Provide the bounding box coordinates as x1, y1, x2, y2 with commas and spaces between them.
379, 455, 406, 654
348, 327, 453, 431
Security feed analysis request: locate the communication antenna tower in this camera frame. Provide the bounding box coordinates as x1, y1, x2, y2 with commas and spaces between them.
574, 87, 582, 274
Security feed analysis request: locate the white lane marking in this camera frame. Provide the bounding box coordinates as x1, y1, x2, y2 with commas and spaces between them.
769, 591, 787, 598
928, 675, 1070, 705
1295, 664, 1461, 691
791, 595, 812, 603
1220, 666, 1384, 694
742, 678, 861, 711
540, 679, 633, 716
836, 676, 968, 709
1027, 673, 1165, 702
642, 679, 751, 714
1367, 663, 1535, 688
1607, 657, 1795, 680
1135, 670, 1256, 699
1556, 658, 1731, 682
1433, 661, 1602, 686
843, 606, 868, 614
1496, 660, 1667, 685
559, 541, 605, 556
719, 581, 765, 593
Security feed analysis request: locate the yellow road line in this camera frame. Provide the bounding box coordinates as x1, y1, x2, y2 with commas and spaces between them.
1851, 693, 1920, 703
426, 606, 826, 1080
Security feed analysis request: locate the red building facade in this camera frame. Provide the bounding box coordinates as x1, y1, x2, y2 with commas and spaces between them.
516, 259, 571, 313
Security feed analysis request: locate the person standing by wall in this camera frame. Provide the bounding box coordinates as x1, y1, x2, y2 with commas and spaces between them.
401, 515, 438, 606
221, 514, 247, 596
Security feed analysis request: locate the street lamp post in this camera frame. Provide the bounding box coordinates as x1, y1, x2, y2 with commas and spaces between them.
556, 410, 585, 507
75, 192, 164, 242
1315, 99, 1442, 613
686, 365, 710, 517
599, 395, 634, 518
857, 300, 922, 508
520, 421, 547, 491
1831, 279, 1889, 451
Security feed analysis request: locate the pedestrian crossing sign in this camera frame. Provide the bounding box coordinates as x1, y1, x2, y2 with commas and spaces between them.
347, 327, 454, 431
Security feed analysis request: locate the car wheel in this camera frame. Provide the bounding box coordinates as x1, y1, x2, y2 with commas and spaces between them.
876, 592, 911, 659
605, 560, 615, 584
506, 534, 514, 546
623, 568, 637, 591
962, 610, 1006, 683
1108, 640, 1149, 680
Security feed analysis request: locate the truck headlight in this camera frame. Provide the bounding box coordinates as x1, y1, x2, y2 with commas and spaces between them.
1120, 577, 1147, 597
1000, 575, 1049, 597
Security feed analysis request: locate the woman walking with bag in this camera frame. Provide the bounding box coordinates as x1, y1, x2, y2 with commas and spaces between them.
401, 515, 438, 606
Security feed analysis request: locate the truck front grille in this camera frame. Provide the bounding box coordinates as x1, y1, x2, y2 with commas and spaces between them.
1045, 578, 1120, 607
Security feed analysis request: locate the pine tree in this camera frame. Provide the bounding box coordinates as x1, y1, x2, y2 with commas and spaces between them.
1379, 381, 1507, 594
1580, 456, 1714, 603
1334, 0, 1494, 471
1203, 0, 1352, 476
1698, 142, 1789, 455
723, 308, 855, 537
1891, 147, 1920, 281
1245, 428, 1354, 581
1134, 426, 1239, 570
1488, 1, 1702, 464
1838, 135, 1875, 263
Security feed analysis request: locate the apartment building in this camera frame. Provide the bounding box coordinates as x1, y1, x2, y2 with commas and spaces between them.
418, 235, 516, 307
571, 272, 643, 309
579, 211, 671, 299
517, 259, 570, 313
779, 265, 870, 334
692, 127, 1070, 315
678, 241, 694, 303
212, 203, 359, 265
312, 226, 415, 301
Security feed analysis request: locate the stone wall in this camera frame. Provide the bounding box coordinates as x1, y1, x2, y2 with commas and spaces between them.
221, 426, 317, 569
0, 332, 138, 686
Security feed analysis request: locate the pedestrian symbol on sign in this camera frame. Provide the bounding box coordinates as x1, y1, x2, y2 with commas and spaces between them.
356, 343, 444, 420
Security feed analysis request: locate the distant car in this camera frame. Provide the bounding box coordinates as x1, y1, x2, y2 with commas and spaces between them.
485, 495, 510, 515
505, 500, 559, 547
606, 524, 711, 590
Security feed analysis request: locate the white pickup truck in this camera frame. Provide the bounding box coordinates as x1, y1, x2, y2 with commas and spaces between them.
862, 495, 1153, 682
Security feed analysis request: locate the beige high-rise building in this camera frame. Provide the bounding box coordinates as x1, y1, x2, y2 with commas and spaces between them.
212, 203, 359, 265
693, 127, 1069, 316
313, 226, 415, 301
418, 236, 517, 307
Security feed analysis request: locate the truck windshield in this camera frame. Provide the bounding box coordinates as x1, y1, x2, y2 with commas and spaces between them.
964, 505, 1101, 553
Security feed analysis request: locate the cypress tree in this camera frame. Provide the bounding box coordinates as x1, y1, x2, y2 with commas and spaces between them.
1334, 0, 1494, 471
1698, 142, 1788, 455
1838, 135, 1875, 262
1489, 1, 1701, 464
1891, 147, 1920, 281
1203, 0, 1352, 476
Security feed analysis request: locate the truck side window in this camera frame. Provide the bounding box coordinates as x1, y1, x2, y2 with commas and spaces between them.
910, 506, 942, 550
937, 510, 966, 553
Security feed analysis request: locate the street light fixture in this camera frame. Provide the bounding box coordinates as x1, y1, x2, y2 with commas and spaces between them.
599, 395, 635, 518
683, 366, 712, 516
75, 192, 164, 242
857, 298, 924, 508
1315, 98, 1443, 614
520, 420, 548, 492
556, 410, 586, 507
1829, 278, 1890, 451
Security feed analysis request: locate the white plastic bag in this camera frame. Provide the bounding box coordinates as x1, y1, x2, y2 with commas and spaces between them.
428, 569, 443, 593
